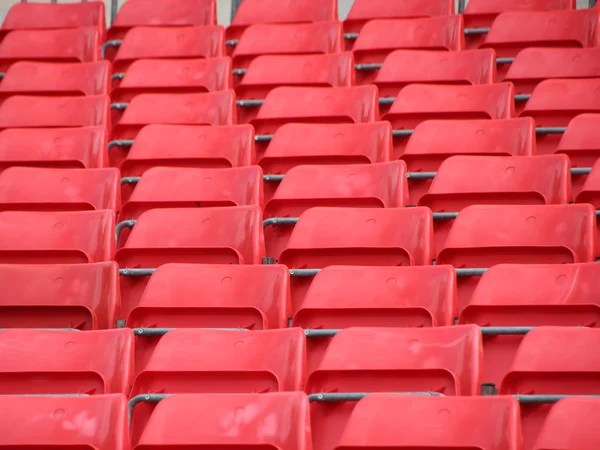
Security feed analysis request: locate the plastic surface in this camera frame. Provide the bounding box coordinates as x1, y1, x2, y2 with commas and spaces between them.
0, 394, 129, 449
112, 58, 232, 103
0, 262, 119, 330
464, 0, 575, 29
0, 95, 110, 130
115, 206, 265, 265
0, 167, 120, 212
0, 210, 115, 264
576, 159, 600, 205
556, 114, 600, 168
0, 329, 134, 395
0, 27, 100, 70
119, 124, 255, 177
0, 126, 108, 170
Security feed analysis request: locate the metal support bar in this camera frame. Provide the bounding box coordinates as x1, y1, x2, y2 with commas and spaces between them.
515, 394, 600, 404
111, 102, 128, 111
107, 140, 135, 151
536, 127, 567, 135
289, 268, 321, 277
455, 268, 487, 276
407, 172, 436, 180
457, 0, 467, 14
133, 327, 248, 337
263, 217, 299, 228
379, 97, 395, 106
263, 175, 285, 182
0, 73, 5, 80
464, 28, 489, 35
305, 329, 341, 338
111, 0, 118, 25
236, 99, 264, 107
344, 33, 359, 41
115, 219, 136, 246
572, 168, 592, 175
255, 135, 273, 143
111, 73, 125, 81
101, 40, 122, 60
119, 268, 156, 277
514, 94, 531, 102
496, 58, 515, 65
121, 176, 141, 185
480, 326, 535, 335
0, 328, 80, 332
392, 130, 414, 138
308, 392, 443, 402
433, 212, 459, 220
355, 63, 382, 72
129, 394, 170, 424
232, 69, 247, 76
226, 40, 239, 47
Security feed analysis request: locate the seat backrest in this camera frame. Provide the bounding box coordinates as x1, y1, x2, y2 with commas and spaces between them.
555, 114, 600, 167
115, 206, 264, 266
576, 159, 600, 206
0, 329, 134, 395
463, 0, 575, 28
0, 210, 115, 264
126, 263, 290, 329
0, 394, 129, 450
0, 167, 120, 212
0, 262, 119, 330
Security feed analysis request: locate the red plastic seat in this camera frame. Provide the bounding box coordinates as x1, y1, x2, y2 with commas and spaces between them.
119, 124, 255, 177
0, 28, 100, 71
332, 395, 521, 450
0, 210, 115, 264
0, 126, 109, 170
0, 328, 134, 395
112, 58, 232, 103
232, 22, 343, 71
264, 161, 408, 258
0, 167, 120, 212
534, 398, 600, 450
0, 95, 110, 130
0, 394, 129, 449
109, 0, 216, 41
374, 49, 497, 100
460, 263, 600, 387
134, 393, 310, 450
0, 262, 119, 330
259, 122, 393, 176
0, 61, 110, 98
438, 204, 597, 312
1, 1, 106, 40
500, 327, 600, 450
227, 0, 337, 42
115, 206, 264, 265
419, 155, 572, 249
576, 159, 600, 209
111, 26, 225, 72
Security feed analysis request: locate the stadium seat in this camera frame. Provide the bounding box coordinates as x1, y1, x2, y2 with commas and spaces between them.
0, 328, 134, 395
226, 0, 337, 42
110, 91, 236, 167
307, 326, 482, 450
0, 394, 129, 449
0, 61, 110, 98
111, 58, 232, 103
0, 95, 110, 130
118, 124, 255, 178
534, 398, 600, 450
0, 126, 109, 171
437, 204, 598, 312
0, 28, 100, 71
108, 0, 216, 41
331, 395, 522, 450
264, 161, 408, 257
384, 83, 516, 158
500, 327, 600, 450
460, 263, 600, 386
520, 79, 600, 156
0, 262, 119, 330
576, 159, 600, 209
352, 16, 464, 84
110, 26, 225, 72
0, 167, 120, 212
0, 210, 115, 264
419, 155, 572, 249
292, 265, 456, 371
134, 393, 310, 450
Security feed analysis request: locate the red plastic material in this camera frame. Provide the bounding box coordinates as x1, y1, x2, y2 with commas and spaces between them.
112, 58, 232, 103
534, 398, 600, 450
264, 161, 408, 258
556, 114, 600, 170
227, 0, 337, 42
0, 28, 100, 70
333, 395, 522, 450
134, 393, 310, 450
464, 0, 575, 29
0, 262, 120, 330
576, 159, 600, 206
500, 327, 600, 450
115, 206, 264, 266
232, 22, 343, 71
119, 125, 255, 177
374, 49, 497, 99
0, 328, 134, 395
0, 95, 110, 130
0, 126, 109, 170
111, 26, 225, 72
251, 86, 379, 136
0, 167, 120, 212
0, 395, 129, 449
120, 166, 263, 221
0, 210, 115, 264
109, 0, 216, 41
1, 1, 106, 40
259, 122, 393, 175
460, 263, 600, 386
0, 61, 110, 97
